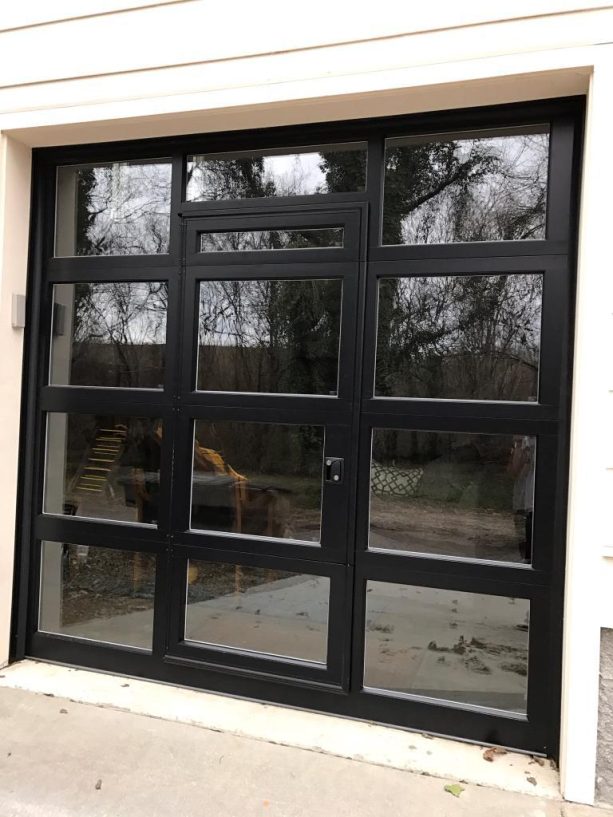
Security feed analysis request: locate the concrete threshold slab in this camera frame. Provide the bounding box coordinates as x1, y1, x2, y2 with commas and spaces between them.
0, 659, 560, 800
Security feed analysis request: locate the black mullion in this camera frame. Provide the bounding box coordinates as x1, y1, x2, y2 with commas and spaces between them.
369, 240, 567, 262
40, 387, 172, 413
47, 256, 178, 275
182, 400, 352, 426
547, 116, 577, 243
538, 260, 570, 411
354, 557, 548, 604
11, 152, 52, 660
179, 191, 366, 217
360, 410, 558, 434
362, 401, 557, 423
45, 262, 177, 283
524, 591, 553, 751
368, 254, 560, 277
186, 260, 356, 280
33, 517, 164, 551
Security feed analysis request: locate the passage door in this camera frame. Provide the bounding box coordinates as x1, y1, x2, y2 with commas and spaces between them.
165, 209, 362, 685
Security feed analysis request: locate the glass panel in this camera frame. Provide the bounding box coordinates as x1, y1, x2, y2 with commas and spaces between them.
370, 430, 536, 563
199, 227, 343, 253
44, 414, 163, 525
375, 274, 542, 402
197, 279, 342, 395
364, 582, 529, 713
50, 282, 167, 388
191, 421, 324, 543
185, 561, 329, 663
382, 126, 549, 245
186, 142, 367, 201
39, 541, 155, 650
55, 159, 172, 256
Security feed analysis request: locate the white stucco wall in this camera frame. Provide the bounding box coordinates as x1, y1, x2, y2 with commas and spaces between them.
0, 0, 612, 804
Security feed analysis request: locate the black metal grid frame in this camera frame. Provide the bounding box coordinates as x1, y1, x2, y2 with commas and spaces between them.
11, 96, 583, 757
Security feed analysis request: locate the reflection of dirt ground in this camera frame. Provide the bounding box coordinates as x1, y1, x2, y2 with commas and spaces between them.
365, 582, 529, 713
370, 496, 521, 561
62, 591, 154, 627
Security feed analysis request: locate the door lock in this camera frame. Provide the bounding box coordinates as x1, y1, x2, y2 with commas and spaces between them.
325, 457, 344, 484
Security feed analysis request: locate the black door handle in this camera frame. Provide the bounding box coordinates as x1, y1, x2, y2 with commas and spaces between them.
325, 457, 344, 484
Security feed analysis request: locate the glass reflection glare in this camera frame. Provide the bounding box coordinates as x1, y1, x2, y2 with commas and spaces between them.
190, 421, 324, 543
375, 274, 542, 402
197, 279, 342, 394
55, 159, 171, 256
50, 282, 167, 388
185, 561, 329, 663
186, 143, 367, 201
369, 430, 536, 563
364, 582, 529, 713
382, 127, 549, 245
39, 541, 155, 650
44, 414, 163, 525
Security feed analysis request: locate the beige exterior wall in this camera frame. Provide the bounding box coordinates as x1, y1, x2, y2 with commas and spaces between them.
0, 0, 612, 805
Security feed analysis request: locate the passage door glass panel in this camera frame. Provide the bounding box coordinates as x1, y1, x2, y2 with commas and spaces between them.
370, 430, 536, 563
39, 541, 156, 650
44, 413, 163, 524
191, 421, 324, 543
382, 126, 549, 245
185, 560, 330, 663
55, 159, 172, 256
364, 582, 529, 713
375, 274, 543, 401
50, 282, 168, 388
197, 279, 342, 394
199, 227, 343, 252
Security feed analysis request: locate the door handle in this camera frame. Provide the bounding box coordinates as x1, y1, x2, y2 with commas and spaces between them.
325, 457, 344, 484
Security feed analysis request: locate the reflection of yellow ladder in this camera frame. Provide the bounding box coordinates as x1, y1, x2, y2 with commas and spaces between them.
74, 425, 127, 495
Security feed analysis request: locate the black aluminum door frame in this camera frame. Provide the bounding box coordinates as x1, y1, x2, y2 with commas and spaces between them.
164, 205, 365, 687
11, 97, 583, 758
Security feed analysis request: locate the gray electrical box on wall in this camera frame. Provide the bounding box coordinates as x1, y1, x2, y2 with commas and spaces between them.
11, 294, 26, 328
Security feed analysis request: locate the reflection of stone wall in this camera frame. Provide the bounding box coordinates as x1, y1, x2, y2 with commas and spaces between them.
597, 629, 613, 804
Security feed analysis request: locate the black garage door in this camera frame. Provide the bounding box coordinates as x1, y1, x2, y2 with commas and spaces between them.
14, 98, 581, 755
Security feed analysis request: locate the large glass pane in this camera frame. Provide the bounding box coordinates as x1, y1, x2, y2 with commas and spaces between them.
375, 274, 542, 402
39, 541, 155, 650
186, 143, 367, 201
364, 582, 529, 713
185, 561, 329, 663
191, 421, 324, 543
197, 279, 342, 394
55, 159, 172, 256
199, 227, 343, 253
50, 282, 167, 388
370, 430, 536, 563
44, 414, 163, 525
382, 126, 549, 245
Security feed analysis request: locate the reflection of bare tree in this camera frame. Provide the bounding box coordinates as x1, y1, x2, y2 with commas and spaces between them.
72, 161, 171, 255
68, 282, 168, 387
199, 227, 343, 252
186, 144, 367, 201
383, 130, 549, 244
376, 275, 542, 401
197, 279, 341, 394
